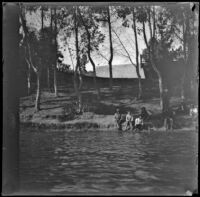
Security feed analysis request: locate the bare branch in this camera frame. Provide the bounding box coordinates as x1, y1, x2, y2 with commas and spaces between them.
114, 50, 134, 59
173, 30, 184, 42
97, 50, 109, 62
27, 43, 38, 73
112, 28, 136, 67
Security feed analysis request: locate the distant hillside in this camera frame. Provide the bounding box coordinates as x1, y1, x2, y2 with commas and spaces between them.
95, 64, 145, 79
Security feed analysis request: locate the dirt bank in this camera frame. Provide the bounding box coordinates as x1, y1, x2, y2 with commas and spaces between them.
20, 88, 198, 131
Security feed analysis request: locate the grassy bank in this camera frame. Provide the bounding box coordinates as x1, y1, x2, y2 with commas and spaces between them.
20, 85, 198, 131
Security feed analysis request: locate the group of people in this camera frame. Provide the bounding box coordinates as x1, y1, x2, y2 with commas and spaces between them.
114, 99, 198, 132
114, 107, 150, 131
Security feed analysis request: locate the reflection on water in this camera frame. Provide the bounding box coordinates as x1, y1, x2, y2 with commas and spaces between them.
20, 128, 198, 195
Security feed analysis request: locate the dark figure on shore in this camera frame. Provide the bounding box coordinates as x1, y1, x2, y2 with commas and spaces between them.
134, 116, 144, 131
177, 99, 188, 115
125, 111, 133, 131
163, 108, 174, 131
114, 109, 123, 130
140, 107, 150, 121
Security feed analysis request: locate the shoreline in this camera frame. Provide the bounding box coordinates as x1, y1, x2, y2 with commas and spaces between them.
20, 114, 198, 132
20, 90, 198, 132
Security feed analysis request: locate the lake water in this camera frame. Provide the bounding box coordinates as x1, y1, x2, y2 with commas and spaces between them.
19, 128, 198, 195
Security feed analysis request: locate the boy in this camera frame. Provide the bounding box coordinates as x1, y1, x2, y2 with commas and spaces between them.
125, 111, 133, 131
135, 116, 144, 131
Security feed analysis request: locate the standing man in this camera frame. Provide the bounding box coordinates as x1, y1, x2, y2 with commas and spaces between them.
163, 108, 174, 131
114, 108, 122, 130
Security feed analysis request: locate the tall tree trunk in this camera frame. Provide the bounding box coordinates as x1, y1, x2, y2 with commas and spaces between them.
74, 7, 82, 113
107, 6, 113, 90
3, 4, 20, 193
53, 64, 57, 96
47, 67, 50, 90
73, 67, 82, 113
142, 13, 164, 111
53, 8, 58, 97
92, 64, 101, 100
78, 72, 83, 90
151, 50, 164, 111
133, 9, 142, 99
35, 72, 41, 111
27, 66, 31, 95
152, 6, 156, 38
20, 4, 42, 111
180, 22, 186, 100
148, 8, 153, 39
158, 76, 164, 111
46, 8, 53, 91
181, 15, 190, 100
78, 8, 100, 100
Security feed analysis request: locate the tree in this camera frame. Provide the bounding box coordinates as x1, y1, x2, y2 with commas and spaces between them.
78, 6, 105, 100
20, 36, 32, 95
93, 6, 114, 90
169, 3, 199, 99
46, 7, 53, 91
19, 5, 36, 96
58, 6, 107, 110
45, 6, 69, 93
53, 8, 58, 97
107, 6, 114, 90
116, 5, 143, 99
140, 5, 178, 112
132, 7, 142, 99
20, 4, 47, 111
56, 6, 86, 111
74, 6, 83, 113
40, 5, 52, 91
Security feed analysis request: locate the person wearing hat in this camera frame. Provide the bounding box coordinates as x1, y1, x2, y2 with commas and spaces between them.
140, 107, 150, 121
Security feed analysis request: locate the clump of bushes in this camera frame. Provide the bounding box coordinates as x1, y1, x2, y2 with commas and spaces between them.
61, 102, 78, 121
